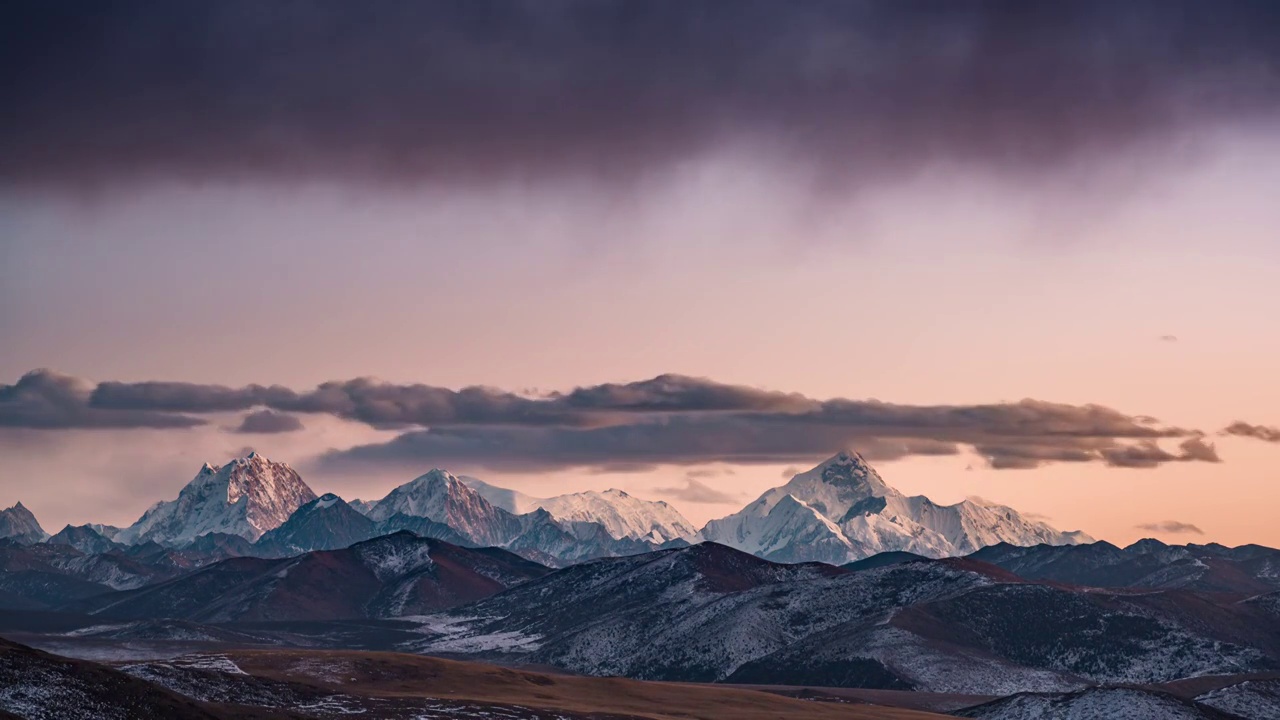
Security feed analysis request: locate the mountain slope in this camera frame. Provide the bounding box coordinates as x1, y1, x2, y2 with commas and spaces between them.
970, 539, 1280, 594
366, 470, 519, 546
411, 543, 1012, 684
409, 542, 1279, 694
459, 476, 542, 514
0, 637, 266, 720
538, 489, 697, 543
0, 540, 170, 604
72, 532, 550, 622
0, 502, 48, 544
48, 524, 124, 555
115, 453, 317, 546
955, 687, 1239, 720
462, 477, 697, 543
366, 470, 686, 564
703, 452, 1090, 564
254, 493, 378, 556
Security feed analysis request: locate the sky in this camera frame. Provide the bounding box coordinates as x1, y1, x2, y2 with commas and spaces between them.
3, 1, 1280, 547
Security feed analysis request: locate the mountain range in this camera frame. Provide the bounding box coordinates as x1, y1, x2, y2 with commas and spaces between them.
6, 536, 1276, 700
1, 451, 1278, 716
702, 452, 1090, 564
0, 450, 1090, 568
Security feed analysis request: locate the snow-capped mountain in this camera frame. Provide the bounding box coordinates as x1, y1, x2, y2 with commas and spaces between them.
458, 476, 542, 514
365, 469, 518, 547
115, 452, 317, 546
356, 469, 689, 564
47, 524, 123, 555
0, 502, 47, 544
462, 477, 697, 543
702, 451, 1091, 564
254, 493, 378, 556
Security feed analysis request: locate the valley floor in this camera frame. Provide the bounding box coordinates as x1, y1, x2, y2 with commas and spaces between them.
1, 639, 949, 720
5, 633, 1279, 720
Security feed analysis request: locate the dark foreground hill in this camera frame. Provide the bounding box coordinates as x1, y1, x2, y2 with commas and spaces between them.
67, 532, 550, 622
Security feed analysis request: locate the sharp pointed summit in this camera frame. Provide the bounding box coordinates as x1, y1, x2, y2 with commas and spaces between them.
0, 501, 48, 544
114, 452, 317, 546
702, 451, 1091, 563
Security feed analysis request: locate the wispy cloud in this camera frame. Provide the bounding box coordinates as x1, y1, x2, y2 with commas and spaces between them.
1135, 520, 1204, 535
653, 477, 745, 505
1222, 421, 1280, 443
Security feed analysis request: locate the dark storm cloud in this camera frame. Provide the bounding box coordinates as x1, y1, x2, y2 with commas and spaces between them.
8, 369, 1228, 472
232, 409, 304, 434
4, 1, 1280, 190
316, 413, 1201, 474
557, 375, 813, 413
0, 370, 203, 429
973, 444, 1098, 470
1135, 520, 1205, 535
1222, 421, 1280, 443
93, 377, 587, 428
90, 374, 809, 428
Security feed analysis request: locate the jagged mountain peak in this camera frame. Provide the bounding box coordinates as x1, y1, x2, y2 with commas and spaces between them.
703, 450, 1090, 565
410, 467, 460, 484
0, 501, 48, 544
794, 450, 894, 494
115, 454, 317, 546
254, 492, 378, 556
47, 524, 122, 555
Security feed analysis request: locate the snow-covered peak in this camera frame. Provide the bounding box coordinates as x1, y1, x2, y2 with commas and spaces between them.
366, 469, 476, 522
0, 501, 48, 544
537, 488, 698, 543
702, 450, 1091, 564
459, 476, 541, 514
459, 476, 697, 542
313, 493, 342, 509
770, 451, 898, 523
115, 453, 317, 546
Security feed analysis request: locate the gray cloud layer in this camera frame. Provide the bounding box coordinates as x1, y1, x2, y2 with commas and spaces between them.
4, 1, 1280, 190
1, 369, 1231, 473
1223, 421, 1280, 443
0, 370, 203, 430
232, 409, 305, 435
1135, 520, 1205, 535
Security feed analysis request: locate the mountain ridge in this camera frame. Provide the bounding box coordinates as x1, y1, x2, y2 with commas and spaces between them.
701, 451, 1091, 564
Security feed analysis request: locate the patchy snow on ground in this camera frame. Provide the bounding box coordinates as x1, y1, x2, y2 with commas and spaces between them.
957, 688, 1213, 719
405, 614, 543, 654
1197, 679, 1280, 719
